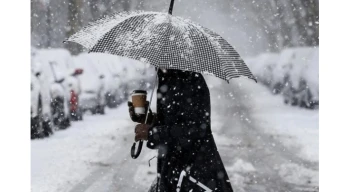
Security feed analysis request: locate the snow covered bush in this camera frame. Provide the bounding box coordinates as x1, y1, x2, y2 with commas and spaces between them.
246, 47, 319, 109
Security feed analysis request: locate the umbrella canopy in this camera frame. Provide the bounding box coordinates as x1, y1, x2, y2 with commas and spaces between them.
65, 10, 256, 82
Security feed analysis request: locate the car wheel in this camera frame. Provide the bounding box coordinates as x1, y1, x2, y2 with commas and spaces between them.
59, 117, 71, 129
91, 107, 97, 115
100, 106, 105, 115
96, 105, 105, 115
51, 97, 64, 126
291, 97, 298, 106
106, 93, 118, 108
77, 108, 83, 121
31, 116, 41, 139
42, 120, 53, 137
70, 112, 78, 121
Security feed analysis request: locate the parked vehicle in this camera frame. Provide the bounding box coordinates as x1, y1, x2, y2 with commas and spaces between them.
246, 46, 319, 110
33, 49, 72, 129
31, 72, 53, 139
73, 54, 106, 115
88, 54, 121, 108
306, 48, 319, 109
84, 53, 129, 108
50, 80, 71, 129
272, 47, 319, 108
119, 57, 155, 98
272, 48, 297, 95
279, 48, 315, 107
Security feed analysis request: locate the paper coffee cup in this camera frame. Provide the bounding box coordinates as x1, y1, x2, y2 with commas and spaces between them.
131, 90, 147, 115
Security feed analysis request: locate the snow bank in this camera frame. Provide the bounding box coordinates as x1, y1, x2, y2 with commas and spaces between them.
277, 163, 318, 187
226, 159, 256, 173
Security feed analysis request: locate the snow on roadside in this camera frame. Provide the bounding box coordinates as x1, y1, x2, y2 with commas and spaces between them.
226, 159, 256, 173
276, 163, 318, 187
132, 150, 158, 187
31, 103, 133, 192
226, 159, 257, 192
239, 80, 319, 162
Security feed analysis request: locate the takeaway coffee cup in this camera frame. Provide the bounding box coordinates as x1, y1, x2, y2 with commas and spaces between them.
131, 90, 147, 115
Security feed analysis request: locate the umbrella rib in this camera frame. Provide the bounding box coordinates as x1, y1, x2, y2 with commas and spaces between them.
157, 15, 172, 69
183, 20, 228, 80
184, 19, 256, 82
67, 11, 162, 49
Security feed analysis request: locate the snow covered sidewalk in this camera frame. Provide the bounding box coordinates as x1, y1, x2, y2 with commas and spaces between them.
31, 103, 134, 192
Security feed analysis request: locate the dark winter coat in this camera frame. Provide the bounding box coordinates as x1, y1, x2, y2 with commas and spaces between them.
147, 69, 234, 192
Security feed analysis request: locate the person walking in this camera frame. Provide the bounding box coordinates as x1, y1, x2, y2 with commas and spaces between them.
129, 69, 234, 192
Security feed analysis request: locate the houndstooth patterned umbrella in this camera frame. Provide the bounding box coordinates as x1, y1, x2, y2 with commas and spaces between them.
65, 10, 257, 82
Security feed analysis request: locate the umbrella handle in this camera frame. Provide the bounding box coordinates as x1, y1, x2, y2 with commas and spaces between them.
131, 141, 143, 159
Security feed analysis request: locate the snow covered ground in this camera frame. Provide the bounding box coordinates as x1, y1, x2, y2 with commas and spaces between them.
244, 80, 319, 162
31, 78, 318, 192
31, 104, 134, 192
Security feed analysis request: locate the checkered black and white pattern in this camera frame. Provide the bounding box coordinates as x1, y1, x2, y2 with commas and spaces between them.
66, 11, 256, 82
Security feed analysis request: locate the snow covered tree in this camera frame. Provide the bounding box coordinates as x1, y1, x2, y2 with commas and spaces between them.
230, 0, 318, 51
31, 0, 318, 54
31, 0, 50, 48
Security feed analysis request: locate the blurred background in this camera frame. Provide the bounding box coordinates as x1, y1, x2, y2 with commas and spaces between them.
31, 0, 318, 56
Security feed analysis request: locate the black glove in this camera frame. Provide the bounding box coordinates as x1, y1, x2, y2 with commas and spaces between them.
128, 101, 155, 124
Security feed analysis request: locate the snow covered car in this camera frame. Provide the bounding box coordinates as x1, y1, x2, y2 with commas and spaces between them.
294, 47, 319, 109
39, 49, 84, 121
73, 54, 106, 114
35, 48, 85, 121
272, 48, 297, 95
33, 49, 72, 129
79, 76, 106, 114
274, 47, 318, 108
119, 57, 155, 99
305, 48, 319, 109
49, 76, 71, 129
86, 53, 123, 108
31, 72, 53, 139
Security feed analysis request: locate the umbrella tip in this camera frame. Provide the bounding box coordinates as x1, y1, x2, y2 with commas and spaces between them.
248, 76, 257, 83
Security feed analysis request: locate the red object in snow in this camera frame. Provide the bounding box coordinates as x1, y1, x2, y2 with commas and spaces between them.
70, 90, 78, 112
73, 68, 84, 76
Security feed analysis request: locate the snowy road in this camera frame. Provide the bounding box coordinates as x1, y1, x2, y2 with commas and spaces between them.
32, 79, 318, 192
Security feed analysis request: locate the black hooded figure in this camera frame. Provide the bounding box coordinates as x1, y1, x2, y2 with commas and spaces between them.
131, 69, 234, 192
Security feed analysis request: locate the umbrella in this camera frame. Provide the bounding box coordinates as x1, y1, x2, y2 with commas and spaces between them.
65, 0, 257, 160
65, 4, 256, 83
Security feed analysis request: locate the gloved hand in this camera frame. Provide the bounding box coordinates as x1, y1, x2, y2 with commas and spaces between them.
134, 124, 151, 141
128, 101, 155, 125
